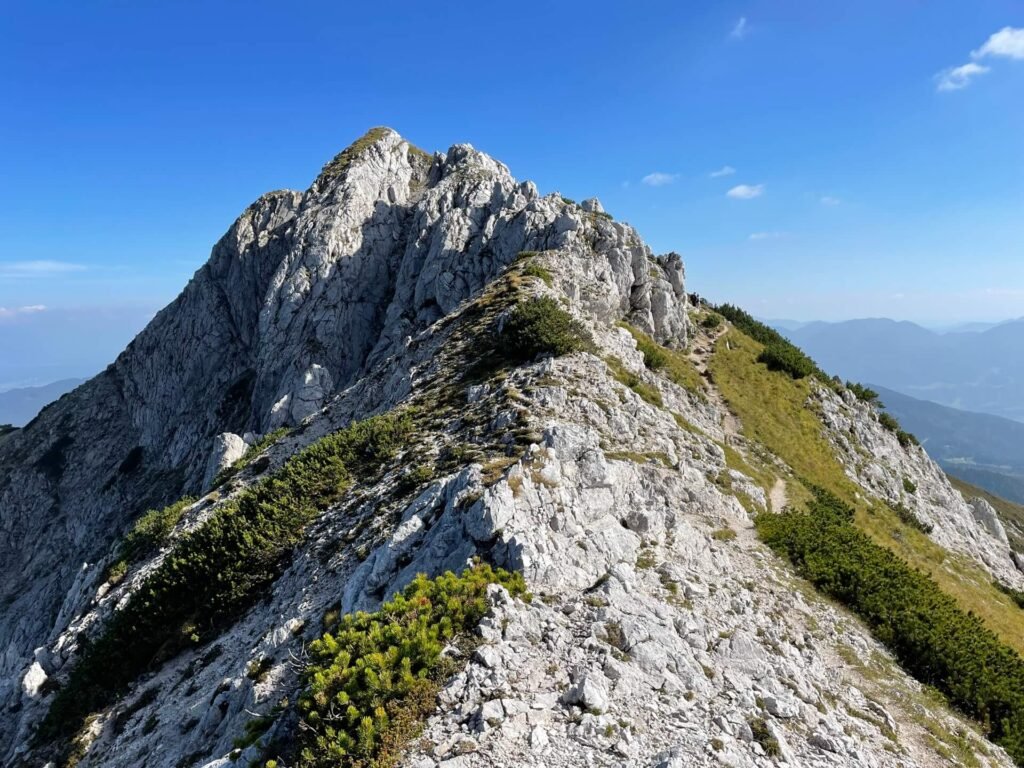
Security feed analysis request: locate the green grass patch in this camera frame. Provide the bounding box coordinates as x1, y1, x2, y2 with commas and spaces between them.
39, 410, 415, 755
715, 303, 825, 382
617, 321, 704, 396
711, 527, 737, 541
520, 262, 554, 287
710, 327, 1024, 656
709, 330, 858, 499
294, 563, 526, 767
605, 356, 663, 408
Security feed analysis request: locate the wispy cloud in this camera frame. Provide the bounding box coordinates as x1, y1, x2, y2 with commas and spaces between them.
820, 195, 841, 206
641, 172, 679, 187
709, 165, 736, 178
0, 260, 87, 278
937, 26, 1023, 92
749, 232, 788, 241
727, 183, 765, 200
0, 305, 47, 319
973, 26, 1024, 60
730, 17, 748, 40
936, 62, 990, 91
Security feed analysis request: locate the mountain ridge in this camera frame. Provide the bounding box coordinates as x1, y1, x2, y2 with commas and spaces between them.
0, 379, 85, 428
781, 317, 1024, 422
3, 129, 1024, 768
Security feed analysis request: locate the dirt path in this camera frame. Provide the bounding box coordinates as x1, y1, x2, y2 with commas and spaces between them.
688, 328, 741, 443
690, 322, 790, 515
769, 478, 789, 513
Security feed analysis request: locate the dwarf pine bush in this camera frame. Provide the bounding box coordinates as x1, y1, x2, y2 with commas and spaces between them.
714, 303, 824, 382
39, 410, 415, 753
500, 296, 593, 362
295, 563, 527, 768
846, 382, 880, 404
104, 497, 197, 583
757, 487, 1024, 764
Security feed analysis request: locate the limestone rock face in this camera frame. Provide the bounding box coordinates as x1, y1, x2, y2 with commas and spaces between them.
0, 129, 1017, 768
201, 433, 249, 489
970, 497, 1010, 544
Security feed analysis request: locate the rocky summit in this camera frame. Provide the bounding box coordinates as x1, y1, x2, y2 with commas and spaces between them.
2, 128, 1024, 768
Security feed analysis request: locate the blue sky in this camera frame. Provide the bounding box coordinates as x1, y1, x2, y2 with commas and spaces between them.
1, 1, 1022, 387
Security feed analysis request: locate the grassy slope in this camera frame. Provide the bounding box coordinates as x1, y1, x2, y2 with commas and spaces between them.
948, 473, 1024, 552
709, 328, 1024, 655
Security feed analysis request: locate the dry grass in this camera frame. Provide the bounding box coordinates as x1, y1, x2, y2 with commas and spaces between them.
710, 328, 1024, 655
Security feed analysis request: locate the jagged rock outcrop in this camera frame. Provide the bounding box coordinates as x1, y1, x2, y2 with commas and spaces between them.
1, 129, 1018, 768
0, 129, 687, 748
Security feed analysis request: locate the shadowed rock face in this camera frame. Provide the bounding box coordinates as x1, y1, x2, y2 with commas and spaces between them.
0, 129, 688, 758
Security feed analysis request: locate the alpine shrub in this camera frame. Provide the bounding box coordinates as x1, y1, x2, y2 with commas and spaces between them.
757, 487, 1024, 764
500, 297, 593, 362
295, 564, 527, 767
39, 411, 415, 753
846, 382, 880, 404
714, 303, 822, 381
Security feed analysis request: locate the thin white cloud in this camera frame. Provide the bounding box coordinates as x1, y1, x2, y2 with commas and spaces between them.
749, 232, 787, 241
936, 62, 990, 91
820, 195, 841, 206
0, 305, 47, 319
937, 26, 1023, 92
972, 26, 1024, 60
730, 17, 748, 40
0, 260, 87, 278
709, 165, 736, 178
642, 172, 679, 187
727, 183, 765, 200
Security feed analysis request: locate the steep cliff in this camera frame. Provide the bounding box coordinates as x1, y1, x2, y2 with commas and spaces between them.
2, 129, 1022, 768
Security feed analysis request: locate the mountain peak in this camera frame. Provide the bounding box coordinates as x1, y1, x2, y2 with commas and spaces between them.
4, 133, 1024, 768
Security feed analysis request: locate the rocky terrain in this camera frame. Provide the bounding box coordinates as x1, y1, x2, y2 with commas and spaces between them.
2, 129, 1023, 768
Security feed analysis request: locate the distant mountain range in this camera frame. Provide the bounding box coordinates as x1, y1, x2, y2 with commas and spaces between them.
0, 379, 84, 428
872, 385, 1024, 505
779, 318, 1024, 423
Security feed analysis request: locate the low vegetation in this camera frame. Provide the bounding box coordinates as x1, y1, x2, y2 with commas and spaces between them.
758, 487, 1024, 764
104, 497, 197, 584
749, 717, 781, 756
714, 303, 825, 381
500, 296, 593, 362
319, 127, 394, 179
617, 321, 704, 396
520, 262, 554, 287
39, 410, 415, 754
605, 356, 663, 408
698, 312, 722, 330
995, 581, 1024, 610
295, 564, 527, 767
891, 501, 933, 534
846, 382, 880, 404
710, 325, 1024, 655
878, 411, 919, 448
